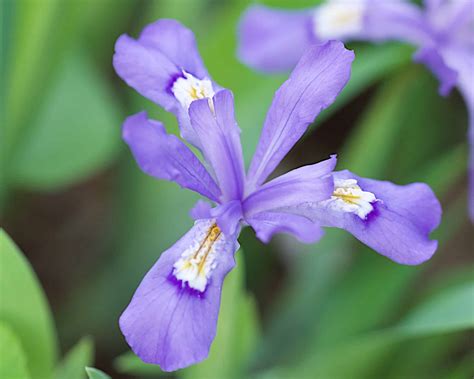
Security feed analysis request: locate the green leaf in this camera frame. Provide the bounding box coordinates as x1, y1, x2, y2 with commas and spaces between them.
311, 250, 418, 348
10, 51, 121, 190
440, 351, 474, 379
0, 229, 57, 379
397, 282, 474, 336
55, 337, 94, 379
255, 279, 474, 379
0, 322, 30, 379
340, 67, 420, 176
316, 43, 413, 125
252, 229, 352, 367
85, 367, 111, 379
114, 351, 165, 376
182, 251, 259, 379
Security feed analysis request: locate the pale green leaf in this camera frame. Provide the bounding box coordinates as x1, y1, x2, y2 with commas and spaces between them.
10, 51, 121, 190
85, 367, 111, 379
114, 351, 165, 376
0, 229, 57, 379
397, 282, 474, 336
55, 337, 94, 379
0, 322, 30, 379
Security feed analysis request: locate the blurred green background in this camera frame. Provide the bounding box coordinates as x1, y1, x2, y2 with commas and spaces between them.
1, 0, 473, 378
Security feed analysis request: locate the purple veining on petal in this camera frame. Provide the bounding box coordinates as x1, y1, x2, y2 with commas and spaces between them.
166, 71, 186, 95
166, 272, 208, 300
362, 200, 382, 225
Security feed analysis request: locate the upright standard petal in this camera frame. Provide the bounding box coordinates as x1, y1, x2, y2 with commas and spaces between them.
120, 219, 239, 371
243, 156, 336, 216
247, 42, 354, 189
189, 90, 246, 202
247, 211, 324, 244
122, 112, 221, 201
299, 171, 442, 265
237, 5, 315, 72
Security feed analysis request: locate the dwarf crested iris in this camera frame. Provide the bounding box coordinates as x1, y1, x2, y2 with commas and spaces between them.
113, 19, 441, 371
238, 0, 473, 220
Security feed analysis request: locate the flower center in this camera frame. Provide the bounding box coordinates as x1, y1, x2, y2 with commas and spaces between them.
313, 0, 366, 40
323, 178, 378, 219
171, 71, 215, 110
173, 221, 222, 292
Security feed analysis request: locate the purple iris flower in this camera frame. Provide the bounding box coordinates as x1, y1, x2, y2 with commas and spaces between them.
363, 0, 474, 220
114, 19, 441, 371
238, 0, 473, 219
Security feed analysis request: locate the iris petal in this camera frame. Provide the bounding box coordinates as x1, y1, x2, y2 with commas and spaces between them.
120, 220, 239, 371
122, 112, 221, 201
247, 42, 353, 189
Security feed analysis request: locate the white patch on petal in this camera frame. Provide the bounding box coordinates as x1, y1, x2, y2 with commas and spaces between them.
321, 178, 378, 219
173, 220, 222, 292
313, 0, 367, 40
171, 71, 215, 111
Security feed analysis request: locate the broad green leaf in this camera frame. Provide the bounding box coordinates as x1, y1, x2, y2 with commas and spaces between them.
182, 252, 259, 379
412, 144, 467, 198
0, 322, 30, 379
0, 229, 57, 379
397, 282, 474, 336
311, 249, 418, 348
4, 0, 60, 151
10, 51, 121, 190
55, 337, 94, 379
85, 367, 111, 379
255, 278, 474, 379
4, 0, 116, 153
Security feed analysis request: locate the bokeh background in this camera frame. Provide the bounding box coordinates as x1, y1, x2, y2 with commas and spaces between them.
1, 0, 473, 378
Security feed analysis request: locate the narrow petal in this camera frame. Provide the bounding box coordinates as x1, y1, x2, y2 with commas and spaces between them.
301, 171, 442, 265
244, 156, 336, 216
139, 19, 210, 79
247, 211, 324, 244
120, 220, 239, 371
189, 90, 246, 201
122, 112, 221, 201
363, 0, 431, 45
247, 42, 354, 189
237, 5, 315, 72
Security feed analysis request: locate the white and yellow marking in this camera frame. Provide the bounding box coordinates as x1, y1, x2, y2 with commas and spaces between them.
173, 221, 222, 292
171, 71, 215, 111
313, 0, 367, 40
321, 178, 377, 219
